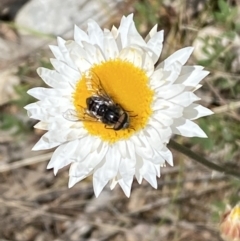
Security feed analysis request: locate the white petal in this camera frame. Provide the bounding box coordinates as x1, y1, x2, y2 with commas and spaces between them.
145, 24, 158, 42
147, 119, 172, 143
65, 40, 92, 73
119, 46, 143, 68
133, 132, 154, 159
111, 25, 118, 39
172, 118, 207, 137
118, 14, 143, 48
158, 47, 194, 69
175, 69, 209, 86
68, 140, 109, 188
27, 87, 67, 100
49, 45, 63, 61
118, 157, 135, 197
56, 37, 76, 69
135, 157, 143, 184
146, 30, 164, 64
103, 30, 119, 59
140, 161, 158, 188
154, 164, 161, 177
159, 146, 173, 166
34, 121, 48, 130
150, 68, 163, 84
142, 50, 155, 76
126, 21, 146, 47
180, 65, 204, 75
37, 68, 69, 89
153, 99, 184, 118
119, 46, 154, 76
32, 132, 61, 150
125, 139, 136, 161
163, 61, 183, 84
88, 141, 109, 170
193, 84, 202, 92
119, 157, 135, 177
25, 97, 72, 122
73, 135, 97, 161
47, 140, 79, 174
82, 41, 105, 64
92, 177, 108, 197
50, 58, 80, 80
183, 103, 213, 120
151, 151, 165, 165
69, 159, 91, 182
151, 110, 174, 127
87, 19, 104, 50
118, 175, 133, 198
25, 102, 46, 121
68, 175, 86, 188
93, 147, 121, 197
170, 92, 200, 107
155, 84, 185, 99
110, 177, 118, 190
143, 126, 164, 151
74, 24, 89, 46
118, 140, 127, 158
33, 125, 86, 151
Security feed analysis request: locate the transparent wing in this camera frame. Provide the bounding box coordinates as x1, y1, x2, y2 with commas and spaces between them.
63, 108, 98, 122
85, 70, 112, 101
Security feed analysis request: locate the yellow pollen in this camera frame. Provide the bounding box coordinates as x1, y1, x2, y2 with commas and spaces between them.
73, 59, 153, 143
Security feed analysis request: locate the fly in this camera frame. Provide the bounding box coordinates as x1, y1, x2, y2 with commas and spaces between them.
63, 71, 130, 131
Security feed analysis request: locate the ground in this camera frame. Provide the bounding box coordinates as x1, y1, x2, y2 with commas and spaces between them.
0, 0, 240, 240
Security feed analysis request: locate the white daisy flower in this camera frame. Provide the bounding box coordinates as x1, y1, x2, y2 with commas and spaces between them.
25, 14, 213, 197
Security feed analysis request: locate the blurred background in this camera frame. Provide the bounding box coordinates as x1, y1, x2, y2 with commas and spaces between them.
0, 0, 240, 240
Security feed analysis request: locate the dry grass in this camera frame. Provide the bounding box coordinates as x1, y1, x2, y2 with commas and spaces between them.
1, 0, 240, 240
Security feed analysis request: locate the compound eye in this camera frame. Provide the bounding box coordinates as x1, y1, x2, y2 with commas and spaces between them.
86, 97, 93, 107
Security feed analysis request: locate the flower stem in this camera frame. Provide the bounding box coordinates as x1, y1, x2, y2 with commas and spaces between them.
169, 139, 240, 179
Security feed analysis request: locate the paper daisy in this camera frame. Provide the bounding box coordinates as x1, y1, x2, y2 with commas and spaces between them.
25, 14, 213, 197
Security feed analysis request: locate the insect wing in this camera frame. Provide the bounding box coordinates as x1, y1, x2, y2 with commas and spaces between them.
63, 109, 80, 121
85, 71, 112, 101
63, 108, 98, 122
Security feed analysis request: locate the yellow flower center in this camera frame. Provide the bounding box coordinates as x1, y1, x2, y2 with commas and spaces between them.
73, 59, 153, 143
